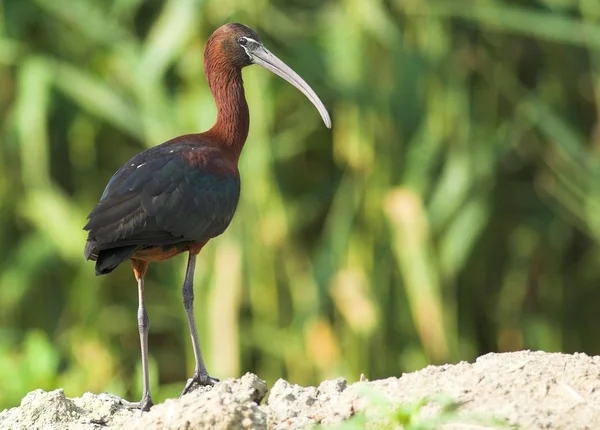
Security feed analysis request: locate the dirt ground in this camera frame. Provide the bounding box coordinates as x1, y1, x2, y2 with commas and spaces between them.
1, 350, 600, 429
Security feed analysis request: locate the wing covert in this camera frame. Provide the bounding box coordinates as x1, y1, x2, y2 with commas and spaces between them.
84, 144, 240, 250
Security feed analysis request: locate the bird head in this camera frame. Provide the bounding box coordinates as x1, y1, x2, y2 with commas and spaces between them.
206, 23, 331, 128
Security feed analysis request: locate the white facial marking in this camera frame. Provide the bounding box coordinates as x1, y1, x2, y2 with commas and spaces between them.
240, 37, 260, 61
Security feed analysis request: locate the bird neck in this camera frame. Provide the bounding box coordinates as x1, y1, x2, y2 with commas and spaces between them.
204, 61, 249, 161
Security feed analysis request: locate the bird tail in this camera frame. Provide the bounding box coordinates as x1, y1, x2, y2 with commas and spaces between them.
85, 240, 139, 276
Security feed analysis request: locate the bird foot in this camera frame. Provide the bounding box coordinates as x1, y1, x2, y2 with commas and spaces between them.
180, 371, 219, 397
108, 393, 154, 412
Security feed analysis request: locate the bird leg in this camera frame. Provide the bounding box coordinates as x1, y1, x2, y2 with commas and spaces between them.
180, 252, 219, 397
117, 259, 153, 411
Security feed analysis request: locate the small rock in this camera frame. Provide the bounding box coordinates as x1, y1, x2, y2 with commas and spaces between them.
133, 374, 268, 430
317, 378, 347, 396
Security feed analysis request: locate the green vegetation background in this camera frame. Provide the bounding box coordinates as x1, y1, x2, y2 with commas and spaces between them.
1, 0, 599, 408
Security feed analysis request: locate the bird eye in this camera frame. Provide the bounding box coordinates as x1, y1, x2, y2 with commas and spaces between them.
238, 37, 247, 46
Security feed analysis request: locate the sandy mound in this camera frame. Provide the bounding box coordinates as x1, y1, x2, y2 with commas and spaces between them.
2, 350, 599, 429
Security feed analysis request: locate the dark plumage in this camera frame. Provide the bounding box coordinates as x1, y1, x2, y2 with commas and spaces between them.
84, 138, 240, 275
83, 22, 330, 412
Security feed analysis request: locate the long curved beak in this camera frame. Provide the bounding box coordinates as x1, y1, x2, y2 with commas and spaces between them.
248, 45, 332, 129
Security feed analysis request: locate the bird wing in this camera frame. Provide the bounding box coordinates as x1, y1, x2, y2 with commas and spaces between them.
84, 142, 240, 251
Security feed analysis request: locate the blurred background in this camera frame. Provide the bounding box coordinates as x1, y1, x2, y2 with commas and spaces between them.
0, 0, 599, 409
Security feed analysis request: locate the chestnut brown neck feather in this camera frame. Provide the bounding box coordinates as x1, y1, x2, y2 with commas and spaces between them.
203, 44, 249, 160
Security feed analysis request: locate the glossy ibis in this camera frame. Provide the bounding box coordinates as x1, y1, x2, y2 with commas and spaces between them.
83, 23, 331, 411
